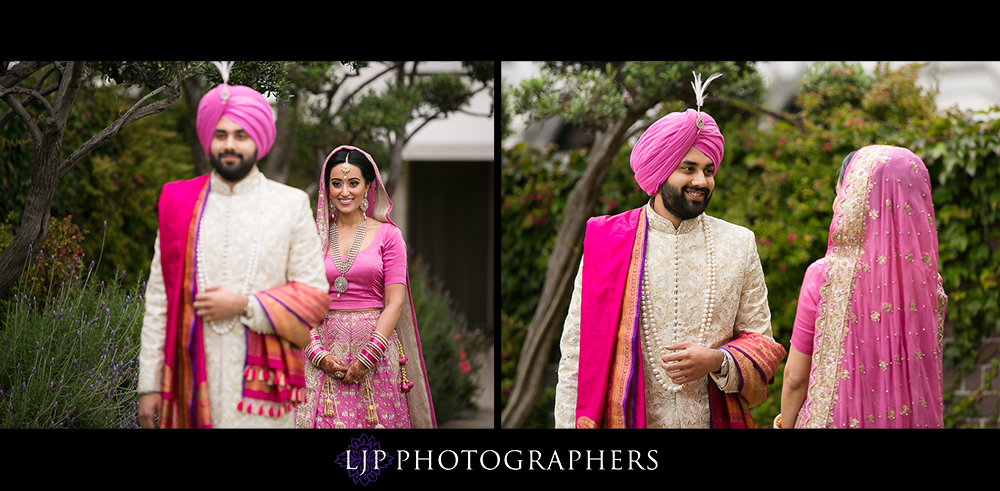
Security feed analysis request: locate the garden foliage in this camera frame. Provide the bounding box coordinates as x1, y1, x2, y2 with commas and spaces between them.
0, 227, 143, 428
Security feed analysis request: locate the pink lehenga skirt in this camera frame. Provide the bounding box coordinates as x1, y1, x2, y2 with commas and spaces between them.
295, 310, 412, 429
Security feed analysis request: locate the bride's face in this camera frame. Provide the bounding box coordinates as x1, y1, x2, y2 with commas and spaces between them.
329, 164, 370, 217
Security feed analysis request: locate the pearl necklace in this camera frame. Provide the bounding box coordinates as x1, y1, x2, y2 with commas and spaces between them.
196, 172, 265, 335
641, 214, 716, 392
329, 215, 366, 298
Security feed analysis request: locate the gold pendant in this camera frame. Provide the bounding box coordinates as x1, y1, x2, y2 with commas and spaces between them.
334, 276, 348, 295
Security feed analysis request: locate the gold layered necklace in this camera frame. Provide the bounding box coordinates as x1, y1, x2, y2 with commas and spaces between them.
329, 160, 367, 298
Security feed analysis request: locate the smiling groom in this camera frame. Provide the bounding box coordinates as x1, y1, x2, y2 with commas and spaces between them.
554, 74, 786, 428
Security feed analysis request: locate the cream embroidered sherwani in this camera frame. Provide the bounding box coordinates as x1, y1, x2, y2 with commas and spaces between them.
555, 202, 773, 428
139, 169, 328, 428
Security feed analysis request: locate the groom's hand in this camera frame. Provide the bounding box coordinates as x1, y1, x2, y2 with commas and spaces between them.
661, 342, 725, 384
194, 285, 248, 322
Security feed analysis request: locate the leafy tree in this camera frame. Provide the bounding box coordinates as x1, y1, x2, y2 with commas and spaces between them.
273, 61, 494, 198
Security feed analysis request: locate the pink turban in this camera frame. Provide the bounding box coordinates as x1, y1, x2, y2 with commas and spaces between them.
196, 84, 277, 159
630, 109, 725, 196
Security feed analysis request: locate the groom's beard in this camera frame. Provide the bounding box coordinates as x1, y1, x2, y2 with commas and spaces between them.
211, 149, 257, 182
660, 181, 712, 220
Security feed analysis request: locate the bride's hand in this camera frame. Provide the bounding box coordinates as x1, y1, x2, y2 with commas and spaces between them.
342, 358, 369, 384
319, 354, 348, 378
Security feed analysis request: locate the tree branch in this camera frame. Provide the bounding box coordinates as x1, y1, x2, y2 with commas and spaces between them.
1, 91, 46, 144
716, 95, 806, 130
0, 61, 48, 89
337, 62, 398, 109
57, 79, 184, 178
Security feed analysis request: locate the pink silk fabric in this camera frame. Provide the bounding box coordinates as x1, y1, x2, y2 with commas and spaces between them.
578, 208, 647, 428
630, 109, 725, 196
790, 258, 825, 355
157, 174, 212, 428
797, 145, 947, 428
322, 222, 408, 311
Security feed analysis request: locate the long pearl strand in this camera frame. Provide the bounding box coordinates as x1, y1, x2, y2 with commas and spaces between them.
642, 214, 716, 392
196, 172, 266, 335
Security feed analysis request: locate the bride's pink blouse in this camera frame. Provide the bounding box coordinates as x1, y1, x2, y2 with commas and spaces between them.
324, 222, 408, 311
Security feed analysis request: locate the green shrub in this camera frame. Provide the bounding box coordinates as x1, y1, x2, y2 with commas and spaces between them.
408, 255, 481, 425
0, 227, 143, 428
0, 214, 90, 313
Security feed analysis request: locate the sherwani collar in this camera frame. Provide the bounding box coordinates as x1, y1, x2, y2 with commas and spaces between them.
645, 201, 702, 235
210, 166, 262, 196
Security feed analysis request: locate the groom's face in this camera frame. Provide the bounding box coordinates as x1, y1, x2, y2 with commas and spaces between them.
659, 146, 716, 221
210, 116, 258, 183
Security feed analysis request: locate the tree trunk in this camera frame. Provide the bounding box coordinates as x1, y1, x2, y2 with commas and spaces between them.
182, 78, 211, 176
501, 115, 639, 428
0, 62, 86, 299
383, 131, 407, 198
263, 93, 297, 184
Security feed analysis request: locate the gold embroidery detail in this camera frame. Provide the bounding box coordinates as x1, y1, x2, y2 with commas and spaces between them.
904, 202, 913, 215
850, 418, 859, 428
576, 416, 596, 429
927, 213, 933, 227
802, 146, 878, 428
915, 349, 924, 360
883, 302, 893, 313
922, 253, 932, 265
920, 398, 927, 408
887, 409, 895, 420
869, 208, 879, 219
866, 413, 875, 423
902, 404, 910, 416
877, 255, 886, 265
905, 252, 914, 262
871, 311, 880, 322
909, 301, 917, 312
860, 262, 871, 273
911, 160, 919, 172
885, 199, 893, 208
879, 360, 888, 371
859, 363, 866, 374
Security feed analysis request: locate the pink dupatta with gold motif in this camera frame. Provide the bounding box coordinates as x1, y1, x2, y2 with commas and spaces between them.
797, 145, 946, 428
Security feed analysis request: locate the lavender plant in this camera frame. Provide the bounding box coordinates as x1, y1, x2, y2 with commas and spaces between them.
0, 223, 143, 428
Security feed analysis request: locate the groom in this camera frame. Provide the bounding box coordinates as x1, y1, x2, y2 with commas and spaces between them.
137, 81, 329, 428
555, 102, 786, 428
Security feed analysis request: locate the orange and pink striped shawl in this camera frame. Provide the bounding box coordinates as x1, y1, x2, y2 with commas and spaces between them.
576, 206, 785, 428
711, 332, 786, 428
157, 175, 327, 428
240, 282, 328, 417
